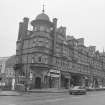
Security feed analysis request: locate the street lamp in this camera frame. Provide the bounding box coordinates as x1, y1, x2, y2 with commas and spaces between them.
25, 55, 29, 92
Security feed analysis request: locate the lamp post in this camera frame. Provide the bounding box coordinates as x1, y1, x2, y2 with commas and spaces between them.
25, 55, 29, 92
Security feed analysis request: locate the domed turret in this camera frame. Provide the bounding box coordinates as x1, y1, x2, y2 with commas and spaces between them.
31, 12, 52, 27
36, 13, 50, 21
31, 5, 53, 28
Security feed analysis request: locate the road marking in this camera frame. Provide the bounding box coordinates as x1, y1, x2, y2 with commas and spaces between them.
44, 98, 65, 102
9, 104, 17, 105
21, 98, 65, 104
37, 96, 83, 103
22, 97, 83, 105
72, 96, 82, 98
23, 96, 83, 104
89, 92, 105, 97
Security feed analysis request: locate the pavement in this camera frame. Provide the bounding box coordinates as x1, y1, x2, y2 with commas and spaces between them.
0, 90, 22, 96
1, 87, 105, 96
29, 88, 69, 93
0, 88, 69, 96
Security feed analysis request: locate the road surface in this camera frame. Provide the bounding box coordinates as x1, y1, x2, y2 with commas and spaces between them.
0, 91, 105, 105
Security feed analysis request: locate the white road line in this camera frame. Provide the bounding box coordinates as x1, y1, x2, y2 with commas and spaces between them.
89, 93, 105, 97
71, 96, 83, 98
9, 104, 17, 105
44, 98, 65, 102
20, 98, 65, 104
23, 96, 82, 104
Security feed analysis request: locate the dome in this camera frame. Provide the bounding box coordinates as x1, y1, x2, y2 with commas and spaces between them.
36, 13, 50, 21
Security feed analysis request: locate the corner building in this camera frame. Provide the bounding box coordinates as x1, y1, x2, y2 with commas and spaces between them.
15, 11, 105, 89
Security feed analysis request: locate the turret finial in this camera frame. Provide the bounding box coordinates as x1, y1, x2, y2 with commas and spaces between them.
42, 4, 45, 13
103, 47, 105, 53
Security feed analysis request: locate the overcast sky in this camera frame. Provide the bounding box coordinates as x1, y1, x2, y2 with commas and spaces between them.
0, 0, 105, 57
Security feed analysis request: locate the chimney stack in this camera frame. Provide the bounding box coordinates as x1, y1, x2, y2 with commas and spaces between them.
18, 22, 24, 40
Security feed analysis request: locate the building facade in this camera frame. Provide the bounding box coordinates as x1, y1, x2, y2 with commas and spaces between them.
0, 57, 9, 87
15, 10, 105, 89
5, 55, 16, 88
0, 56, 16, 89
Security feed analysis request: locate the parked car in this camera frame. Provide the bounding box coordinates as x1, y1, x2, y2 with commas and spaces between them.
95, 86, 105, 91
86, 87, 95, 91
69, 86, 87, 95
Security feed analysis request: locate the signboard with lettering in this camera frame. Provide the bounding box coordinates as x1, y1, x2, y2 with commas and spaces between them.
50, 69, 60, 74
50, 74, 59, 77
47, 69, 60, 77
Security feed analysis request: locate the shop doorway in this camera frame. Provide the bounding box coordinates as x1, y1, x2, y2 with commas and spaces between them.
35, 77, 41, 89
71, 74, 81, 86
64, 78, 69, 89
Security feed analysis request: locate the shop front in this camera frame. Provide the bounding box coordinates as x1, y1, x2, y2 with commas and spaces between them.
46, 69, 60, 88
70, 73, 82, 86
81, 75, 90, 87
30, 66, 61, 89
61, 71, 71, 89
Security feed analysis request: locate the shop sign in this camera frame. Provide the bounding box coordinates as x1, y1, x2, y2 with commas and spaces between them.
50, 74, 59, 77
47, 69, 60, 77
47, 73, 60, 77
50, 69, 60, 74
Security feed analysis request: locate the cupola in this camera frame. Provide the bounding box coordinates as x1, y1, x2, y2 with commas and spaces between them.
35, 13, 50, 21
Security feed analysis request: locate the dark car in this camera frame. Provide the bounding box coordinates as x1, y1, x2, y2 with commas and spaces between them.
69, 86, 87, 95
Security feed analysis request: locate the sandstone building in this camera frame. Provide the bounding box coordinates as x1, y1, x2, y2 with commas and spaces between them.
15, 10, 105, 89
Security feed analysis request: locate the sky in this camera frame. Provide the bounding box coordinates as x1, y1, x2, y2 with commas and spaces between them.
0, 0, 105, 57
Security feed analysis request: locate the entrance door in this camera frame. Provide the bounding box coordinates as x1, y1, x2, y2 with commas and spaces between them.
64, 78, 69, 89
35, 77, 41, 89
